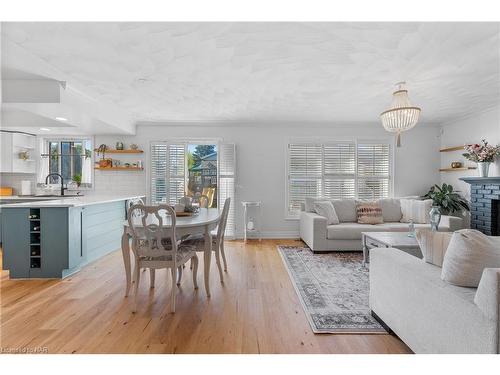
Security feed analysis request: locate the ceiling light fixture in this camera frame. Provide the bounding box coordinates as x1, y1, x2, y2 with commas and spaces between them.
55, 117, 68, 122
380, 82, 421, 147
39, 128, 51, 131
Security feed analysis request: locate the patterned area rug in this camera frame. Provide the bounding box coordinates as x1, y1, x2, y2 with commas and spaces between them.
278, 246, 385, 334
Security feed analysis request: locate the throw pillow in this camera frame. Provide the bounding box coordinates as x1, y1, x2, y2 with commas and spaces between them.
441, 229, 500, 287
331, 199, 358, 222
305, 197, 329, 212
314, 201, 339, 225
415, 229, 453, 267
378, 198, 403, 222
400, 199, 432, 224
356, 202, 384, 224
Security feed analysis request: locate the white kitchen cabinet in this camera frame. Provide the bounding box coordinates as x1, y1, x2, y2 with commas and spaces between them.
0, 132, 36, 173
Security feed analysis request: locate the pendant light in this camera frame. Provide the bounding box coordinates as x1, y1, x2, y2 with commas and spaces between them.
380, 82, 421, 147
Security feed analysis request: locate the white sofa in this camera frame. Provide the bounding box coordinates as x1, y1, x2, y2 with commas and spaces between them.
299, 197, 464, 252
370, 248, 500, 353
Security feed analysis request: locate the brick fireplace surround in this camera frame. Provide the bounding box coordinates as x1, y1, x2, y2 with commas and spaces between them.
460, 177, 500, 236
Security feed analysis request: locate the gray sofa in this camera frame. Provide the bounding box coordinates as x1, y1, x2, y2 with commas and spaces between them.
299, 197, 463, 252
370, 248, 500, 353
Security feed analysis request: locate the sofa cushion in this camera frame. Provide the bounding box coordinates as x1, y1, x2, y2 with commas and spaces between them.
326, 222, 405, 240
356, 202, 383, 224
415, 229, 453, 267
442, 229, 500, 287
313, 201, 339, 225
378, 198, 402, 222
305, 197, 328, 212
401, 199, 432, 223
332, 199, 357, 222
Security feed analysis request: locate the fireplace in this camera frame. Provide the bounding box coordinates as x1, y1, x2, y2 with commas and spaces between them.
460, 177, 500, 235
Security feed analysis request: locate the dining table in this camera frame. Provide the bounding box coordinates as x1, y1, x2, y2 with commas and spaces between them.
121, 207, 221, 298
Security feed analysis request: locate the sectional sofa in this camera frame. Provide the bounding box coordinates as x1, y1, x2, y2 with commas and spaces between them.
299, 197, 464, 252
370, 247, 499, 353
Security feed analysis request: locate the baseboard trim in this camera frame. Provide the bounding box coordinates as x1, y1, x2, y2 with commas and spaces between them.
234, 231, 300, 240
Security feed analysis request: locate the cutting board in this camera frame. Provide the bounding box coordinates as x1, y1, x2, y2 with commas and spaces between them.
175, 211, 193, 217
0, 187, 13, 196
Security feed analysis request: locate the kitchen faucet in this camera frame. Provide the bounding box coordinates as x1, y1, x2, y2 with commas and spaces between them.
45, 173, 67, 196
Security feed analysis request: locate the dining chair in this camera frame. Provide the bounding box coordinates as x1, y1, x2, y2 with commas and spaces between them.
181, 197, 231, 283
128, 204, 199, 313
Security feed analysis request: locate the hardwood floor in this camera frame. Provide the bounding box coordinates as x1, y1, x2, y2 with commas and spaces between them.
0, 240, 411, 354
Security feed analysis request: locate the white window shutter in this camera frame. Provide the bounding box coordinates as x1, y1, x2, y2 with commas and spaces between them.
357, 143, 391, 200
287, 144, 323, 215
150, 142, 168, 204
219, 143, 236, 238
323, 143, 356, 200
167, 143, 186, 205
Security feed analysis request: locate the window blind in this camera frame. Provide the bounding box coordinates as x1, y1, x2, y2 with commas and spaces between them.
167, 143, 186, 205
288, 144, 322, 213
219, 143, 236, 237
286, 140, 391, 216
357, 143, 390, 200
150, 142, 168, 204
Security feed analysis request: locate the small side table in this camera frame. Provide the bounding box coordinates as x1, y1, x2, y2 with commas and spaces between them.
241, 201, 262, 242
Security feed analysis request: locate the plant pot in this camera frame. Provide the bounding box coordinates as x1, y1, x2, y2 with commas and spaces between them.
477, 162, 491, 177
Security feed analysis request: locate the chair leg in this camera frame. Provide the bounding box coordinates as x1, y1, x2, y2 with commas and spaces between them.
132, 263, 141, 313
220, 241, 228, 272
191, 255, 199, 289
170, 268, 177, 313
149, 268, 155, 288
176, 266, 183, 286
190, 259, 193, 270
132, 263, 137, 283
214, 247, 224, 284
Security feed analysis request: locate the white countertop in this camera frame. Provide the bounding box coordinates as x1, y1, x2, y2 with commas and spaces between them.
0, 194, 146, 208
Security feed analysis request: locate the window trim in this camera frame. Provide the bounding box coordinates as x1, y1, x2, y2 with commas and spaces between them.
37, 136, 95, 190
285, 136, 395, 219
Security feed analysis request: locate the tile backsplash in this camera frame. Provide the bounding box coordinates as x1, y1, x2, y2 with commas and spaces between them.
0, 173, 36, 195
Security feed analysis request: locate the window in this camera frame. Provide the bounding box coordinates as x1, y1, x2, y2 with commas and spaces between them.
150, 141, 236, 237
38, 138, 93, 188
286, 140, 392, 217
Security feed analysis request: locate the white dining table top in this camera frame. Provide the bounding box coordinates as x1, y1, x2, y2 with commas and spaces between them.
124, 207, 221, 228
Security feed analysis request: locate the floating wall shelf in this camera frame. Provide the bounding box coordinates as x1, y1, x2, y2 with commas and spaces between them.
439, 145, 465, 152
94, 149, 143, 154
439, 167, 477, 172
94, 167, 143, 171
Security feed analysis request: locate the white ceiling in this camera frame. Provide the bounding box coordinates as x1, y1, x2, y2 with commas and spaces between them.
2, 22, 499, 126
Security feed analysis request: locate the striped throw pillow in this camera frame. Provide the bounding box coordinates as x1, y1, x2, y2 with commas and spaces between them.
415, 229, 453, 267
400, 199, 433, 224
356, 202, 383, 224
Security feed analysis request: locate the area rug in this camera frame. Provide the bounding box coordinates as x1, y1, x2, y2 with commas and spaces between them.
278, 246, 385, 334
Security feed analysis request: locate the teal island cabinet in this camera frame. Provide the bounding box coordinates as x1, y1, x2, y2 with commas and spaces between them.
1, 195, 145, 279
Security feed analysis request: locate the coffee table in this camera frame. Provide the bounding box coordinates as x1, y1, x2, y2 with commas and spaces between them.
361, 231, 422, 266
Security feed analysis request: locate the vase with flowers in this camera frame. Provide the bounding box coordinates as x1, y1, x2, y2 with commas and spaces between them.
463, 139, 500, 177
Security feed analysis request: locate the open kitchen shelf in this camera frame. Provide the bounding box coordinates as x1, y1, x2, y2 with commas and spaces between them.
94, 149, 143, 154
94, 167, 144, 171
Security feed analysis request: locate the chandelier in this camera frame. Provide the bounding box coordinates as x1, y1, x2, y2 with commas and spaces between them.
380, 82, 421, 147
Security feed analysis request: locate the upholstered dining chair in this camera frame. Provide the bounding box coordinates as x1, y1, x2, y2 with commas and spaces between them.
181, 198, 231, 283
127, 204, 199, 313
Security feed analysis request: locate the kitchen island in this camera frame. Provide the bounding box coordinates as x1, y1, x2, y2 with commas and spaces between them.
1, 195, 145, 279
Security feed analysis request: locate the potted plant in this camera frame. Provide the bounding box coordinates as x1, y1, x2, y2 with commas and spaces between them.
72, 174, 82, 188
96, 144, 111, 168
422, 183, 470, 231
463, 139, 500, 177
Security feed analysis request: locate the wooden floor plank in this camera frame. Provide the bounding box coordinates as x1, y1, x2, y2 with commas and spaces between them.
0, 240, 411, 354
